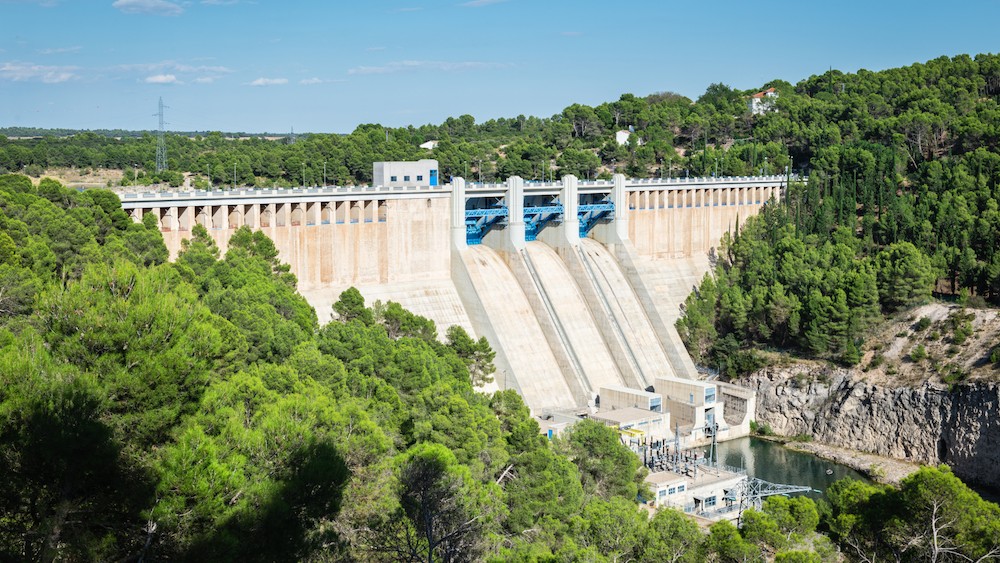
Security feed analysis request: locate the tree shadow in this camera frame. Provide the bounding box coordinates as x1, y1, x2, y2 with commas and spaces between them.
178, 441, 350, 562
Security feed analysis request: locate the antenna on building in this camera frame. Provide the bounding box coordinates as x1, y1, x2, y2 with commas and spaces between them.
289, 126, 296, 144
154, 97, 169, 173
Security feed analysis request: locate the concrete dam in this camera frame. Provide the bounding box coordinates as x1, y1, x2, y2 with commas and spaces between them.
119, 173, 785, 420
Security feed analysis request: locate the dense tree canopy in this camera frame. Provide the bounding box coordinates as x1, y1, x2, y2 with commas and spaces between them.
5, 50, 1000, 560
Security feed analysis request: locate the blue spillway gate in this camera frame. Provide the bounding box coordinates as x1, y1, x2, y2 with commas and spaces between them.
465, 205, 508, 245
464, 198, 615, 245
578, 202, 614, 237
524, 204, 564, 242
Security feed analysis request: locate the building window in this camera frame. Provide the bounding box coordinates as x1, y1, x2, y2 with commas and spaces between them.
705, 388, 716, 405
705, 496, 717, 508
677, 484, 686, 492
667, 487, 676, 495
659, 490, 667, 498
404, 175, 410, 181
390, 176, 397, 182
417, 175, 423, 181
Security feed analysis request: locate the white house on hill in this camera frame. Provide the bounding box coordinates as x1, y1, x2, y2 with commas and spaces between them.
748, 88, 778, 115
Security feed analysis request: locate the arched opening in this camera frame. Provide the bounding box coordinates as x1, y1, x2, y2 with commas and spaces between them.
290, 205, 304, 226
260, 208, 272, 228
228, 206, 242, 229
275, 204, 287, 227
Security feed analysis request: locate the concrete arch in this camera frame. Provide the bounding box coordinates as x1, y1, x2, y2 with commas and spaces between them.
350, 202, 361, 224
260, 208, 272, 228
275, 203, 287, 227
321, 204, 334, 224
378, 201, 388, 222
211, 206, 225, 230
290, 204, 304, 226
196, 208, 210, 229
243, 205, 255, 229
228, 206, 242, 229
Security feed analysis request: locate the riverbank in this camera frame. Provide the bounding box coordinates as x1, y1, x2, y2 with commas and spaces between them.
750, 435, 921, 485
779, 440, 921, 486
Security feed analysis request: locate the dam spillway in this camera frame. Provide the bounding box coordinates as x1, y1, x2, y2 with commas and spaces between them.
119, 173, 786, 422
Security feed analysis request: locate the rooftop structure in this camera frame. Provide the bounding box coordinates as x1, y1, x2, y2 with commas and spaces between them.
599, 385, 662, 412
373, 159, 439, 187
592, 406, 669, 440
655, 376, 722, 442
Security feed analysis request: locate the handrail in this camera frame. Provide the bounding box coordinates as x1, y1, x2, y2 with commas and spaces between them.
520, 248, 593, 399
576, 244, 649, 389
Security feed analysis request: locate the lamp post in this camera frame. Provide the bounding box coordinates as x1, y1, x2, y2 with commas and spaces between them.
302, 163, 306, 188
323, 161, 327, 187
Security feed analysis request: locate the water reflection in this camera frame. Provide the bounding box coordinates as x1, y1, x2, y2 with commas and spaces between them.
714, 437, 868, 498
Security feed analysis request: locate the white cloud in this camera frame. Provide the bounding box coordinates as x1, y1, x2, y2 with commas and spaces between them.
112, 0, 183, 16
300, 77, 323, 85
248, 77, 287, 86
0, 0, 60, 6
0, 61, 77, 83
193, 76, 216, 83
144, 73, 178, 84
38, 46, 82, 55
460, 0, 506, 6
118, 61, 233, 74
348, 60, 509, 75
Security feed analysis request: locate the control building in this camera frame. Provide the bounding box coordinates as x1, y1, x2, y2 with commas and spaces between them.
373, 159, 439, 187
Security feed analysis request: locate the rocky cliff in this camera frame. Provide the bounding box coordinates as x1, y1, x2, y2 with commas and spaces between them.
744, 365, 1000, 489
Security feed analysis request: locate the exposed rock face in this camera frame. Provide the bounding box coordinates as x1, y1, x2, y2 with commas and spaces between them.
744, 366, 1000, 489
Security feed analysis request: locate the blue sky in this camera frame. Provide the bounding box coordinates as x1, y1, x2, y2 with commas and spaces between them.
2, 0, 1000, 133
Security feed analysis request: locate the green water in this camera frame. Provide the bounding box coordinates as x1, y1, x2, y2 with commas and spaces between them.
715, 437, 1000, 505
714, 437, 868, 498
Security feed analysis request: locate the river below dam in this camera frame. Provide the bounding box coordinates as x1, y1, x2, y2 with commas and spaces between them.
714, 437, 1000, 505
714, 437, 868, 499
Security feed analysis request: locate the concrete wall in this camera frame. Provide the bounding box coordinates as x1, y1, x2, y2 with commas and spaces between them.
122, 175, 781, 421
627, 184, 780, 259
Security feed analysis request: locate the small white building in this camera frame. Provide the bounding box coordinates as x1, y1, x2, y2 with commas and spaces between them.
537, 411, 582, 440
419, 140, 439, 150
372, 159, 440, 187
748, 87, 778, 115
646, 466, 746, 520
615, 129, 643, 146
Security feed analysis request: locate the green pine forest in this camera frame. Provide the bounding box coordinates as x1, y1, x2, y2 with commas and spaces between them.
3, 53, 1000, 561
